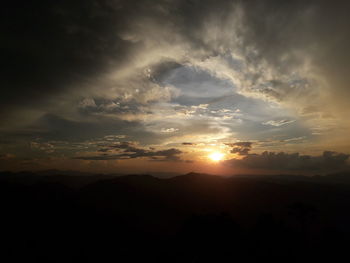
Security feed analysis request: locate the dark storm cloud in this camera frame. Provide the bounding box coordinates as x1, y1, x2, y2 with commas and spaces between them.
30, 113, 159, 143
226, 142, 252, 156
1, 0, 242, 126
240, 0, 350, 107
224, 151, 349, 171
3, 0, 350, 109
241, 0, 350, 62
1, 0, 194, 112
1, 0, 142, 112
75, 141, 183, 161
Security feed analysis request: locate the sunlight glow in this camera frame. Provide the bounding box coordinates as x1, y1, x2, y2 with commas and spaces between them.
208, 152, 225, 162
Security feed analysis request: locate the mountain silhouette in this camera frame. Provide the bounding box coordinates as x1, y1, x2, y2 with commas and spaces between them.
1, 171, 350, 262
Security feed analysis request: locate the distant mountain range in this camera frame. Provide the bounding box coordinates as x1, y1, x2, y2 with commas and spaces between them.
1, 170, 350, 262
2, 170, 350, 187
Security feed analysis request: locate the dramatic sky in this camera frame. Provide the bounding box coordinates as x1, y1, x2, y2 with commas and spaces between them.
2, 0, 350, 175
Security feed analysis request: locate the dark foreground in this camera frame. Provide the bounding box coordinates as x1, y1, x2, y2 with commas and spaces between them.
1, 171, 350, 262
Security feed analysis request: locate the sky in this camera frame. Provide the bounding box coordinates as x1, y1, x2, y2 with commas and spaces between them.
2, 0, 350, 175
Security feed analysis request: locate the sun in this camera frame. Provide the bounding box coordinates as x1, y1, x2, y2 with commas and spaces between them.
208, 152, 225, 162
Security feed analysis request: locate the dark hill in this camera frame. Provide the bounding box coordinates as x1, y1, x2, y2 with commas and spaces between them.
1, 171, 350, 262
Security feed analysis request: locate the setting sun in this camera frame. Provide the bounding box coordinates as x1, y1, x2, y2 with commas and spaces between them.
208, 152, 225, 162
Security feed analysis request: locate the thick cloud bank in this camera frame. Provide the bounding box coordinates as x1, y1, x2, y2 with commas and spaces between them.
224, 151, 349, 172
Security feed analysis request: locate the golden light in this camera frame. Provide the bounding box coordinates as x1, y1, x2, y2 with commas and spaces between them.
208, 151, 225, 162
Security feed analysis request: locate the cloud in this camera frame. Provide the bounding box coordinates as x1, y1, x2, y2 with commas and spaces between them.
2, 1, 138, 111
30, 141, 55, 153
3, 0, 350, 168
182, 142, 196, 146
160, 128, 179, 133
224, 151, 350, 172
262, 119, 296, 127
3, 1, 350, 107
29, 113, 163, 144
74, 141, 183, 162
226, 142, 253, 155
0, 154, 15, 160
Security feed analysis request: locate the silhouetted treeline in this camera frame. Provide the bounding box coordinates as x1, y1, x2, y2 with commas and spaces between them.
1, 171, 350, 262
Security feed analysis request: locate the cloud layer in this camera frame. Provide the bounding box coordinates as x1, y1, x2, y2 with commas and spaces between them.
2, 0, 350, 173
74, 141, 183, 162
224, 151, 349, 172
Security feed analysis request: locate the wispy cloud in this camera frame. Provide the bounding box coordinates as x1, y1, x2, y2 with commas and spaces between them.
262, 119, 296, 127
